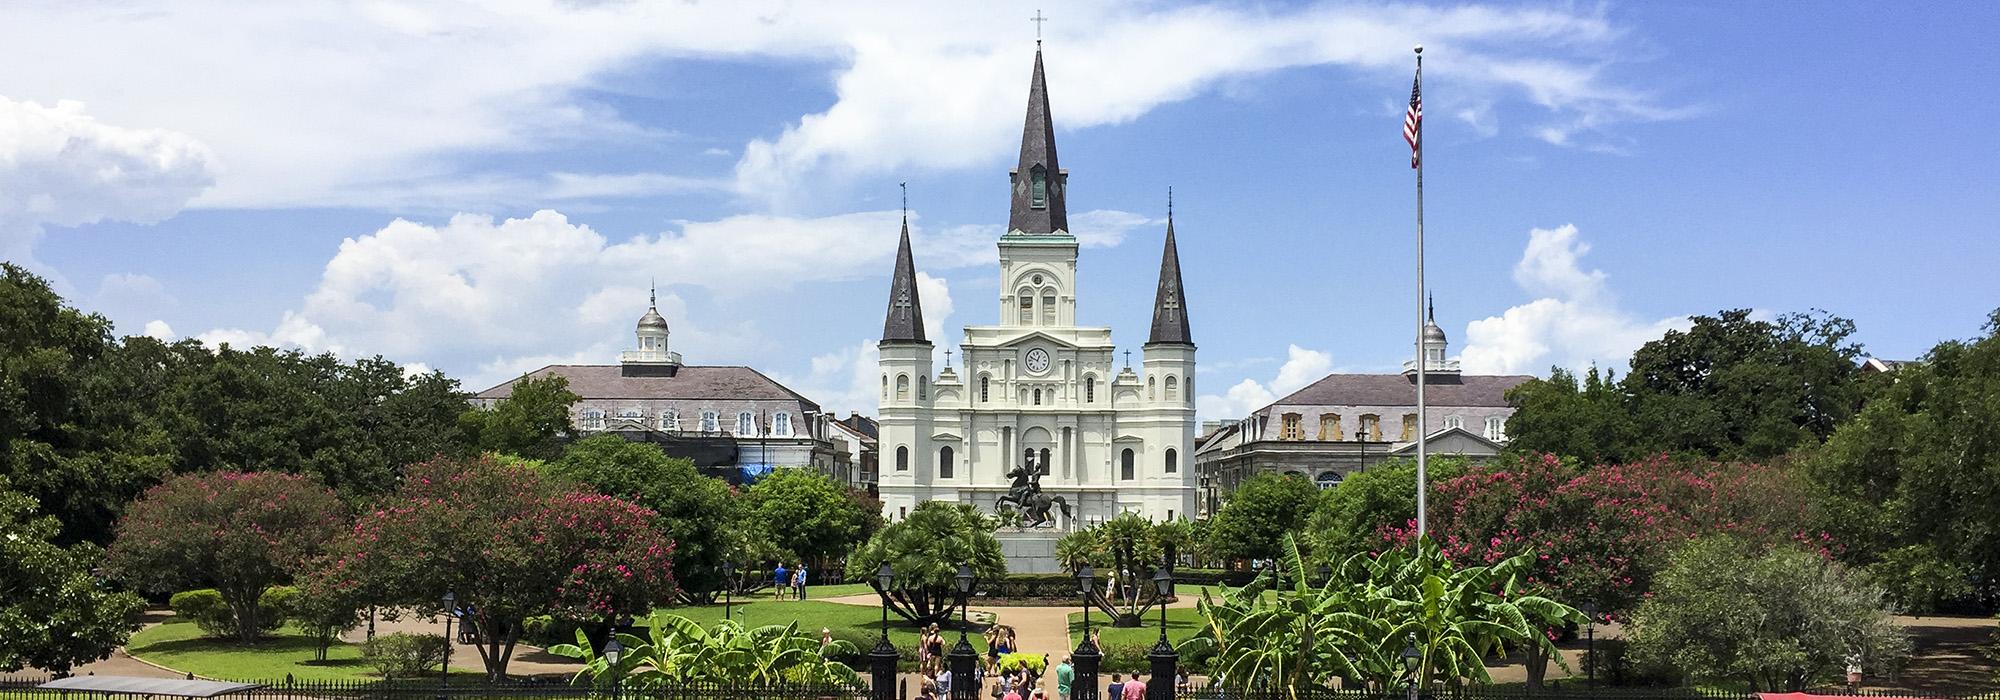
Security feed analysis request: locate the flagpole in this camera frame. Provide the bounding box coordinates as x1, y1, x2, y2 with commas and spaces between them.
1412, 45, 1428, 541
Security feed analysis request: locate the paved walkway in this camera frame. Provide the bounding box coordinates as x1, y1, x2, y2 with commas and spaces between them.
341, 608, 582, 677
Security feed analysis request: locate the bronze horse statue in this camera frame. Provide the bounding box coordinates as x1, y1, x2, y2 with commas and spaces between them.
995, 465, 1071, 528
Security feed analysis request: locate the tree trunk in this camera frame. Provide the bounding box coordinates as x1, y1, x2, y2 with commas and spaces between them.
227, 592, 262, 644
1523, 644, 1549, 689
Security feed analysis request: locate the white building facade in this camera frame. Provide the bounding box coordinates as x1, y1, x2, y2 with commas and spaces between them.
874, 49, 1197, 527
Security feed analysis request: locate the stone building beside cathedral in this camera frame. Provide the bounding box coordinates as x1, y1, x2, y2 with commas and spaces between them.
473, 292, 853, 485
873, 48, 1198, 528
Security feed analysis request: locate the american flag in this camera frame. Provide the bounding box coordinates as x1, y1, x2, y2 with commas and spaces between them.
1403, 71, 1422, 168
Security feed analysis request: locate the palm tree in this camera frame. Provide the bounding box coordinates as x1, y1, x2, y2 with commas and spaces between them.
551, 612, 861, 687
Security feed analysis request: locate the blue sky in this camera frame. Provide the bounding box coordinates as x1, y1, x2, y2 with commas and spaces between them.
4, 1, 1996, 420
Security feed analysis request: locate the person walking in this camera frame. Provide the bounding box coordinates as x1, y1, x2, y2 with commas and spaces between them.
926, 624, 946, 676
772, 562, 789, 601
794, 562, 810, 600
1054, 656, 1074, 700
1121, 673, 1145, 700
936, 667, 953, 697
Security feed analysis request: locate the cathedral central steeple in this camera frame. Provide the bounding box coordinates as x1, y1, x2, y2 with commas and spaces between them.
1007, 48, 1068, 235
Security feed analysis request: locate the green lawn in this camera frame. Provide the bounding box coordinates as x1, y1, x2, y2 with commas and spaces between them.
658, 598, 987, 653
1066, 607, 1206, 649
126, 620, 479, 681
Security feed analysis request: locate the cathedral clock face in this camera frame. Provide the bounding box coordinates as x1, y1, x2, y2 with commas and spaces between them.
1024, 347, 1051, 374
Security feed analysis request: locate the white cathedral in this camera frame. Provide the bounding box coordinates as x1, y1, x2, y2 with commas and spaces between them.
874, 48, 1197, 528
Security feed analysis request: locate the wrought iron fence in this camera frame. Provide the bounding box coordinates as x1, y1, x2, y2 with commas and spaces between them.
0, 677, 870, 700
1173, 683, 2000, 700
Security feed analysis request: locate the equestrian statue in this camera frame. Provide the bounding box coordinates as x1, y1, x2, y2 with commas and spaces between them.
995, 464, 1071, 528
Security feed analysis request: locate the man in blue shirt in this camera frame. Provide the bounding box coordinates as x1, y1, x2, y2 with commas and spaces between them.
773, 563, 789, 601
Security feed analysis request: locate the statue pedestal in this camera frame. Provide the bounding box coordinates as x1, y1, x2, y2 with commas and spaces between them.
995, 530, 1066, 574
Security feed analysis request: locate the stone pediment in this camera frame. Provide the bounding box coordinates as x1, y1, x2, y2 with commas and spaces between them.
993, 330, 1081, 349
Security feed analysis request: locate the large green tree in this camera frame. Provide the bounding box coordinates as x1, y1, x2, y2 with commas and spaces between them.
1806, 309, 2000, 611
0, 264, 173, 544
1627, 537, 1909, 691
0, 477, 145, 673
743, 468, 880, 569
459, 374, 580, 461
1505, 309, 1868, 463
1207, 472, 1324, 564
548, 435, 744, 603
105, 471, 348, 642
1302, 457, 1468, 567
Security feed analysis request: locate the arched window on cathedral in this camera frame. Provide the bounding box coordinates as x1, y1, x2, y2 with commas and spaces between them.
1165, 375, 1179, 401
1042, 289, 1057, 325
1038, 448, 1051, 475
939, 446, 954, 479
980, 375, 990, 402
896, 446, 909, 471
1019, 290, 1034, 324
1120, 448, 1135, 481
895, 374, 910, 401
881, 375, 888, 400
1084, 376, 1095, 403
1032, 387, 1042, 405
1030, 164, 1048, 208
1165, 448, 1178, 473
917, 375, 928, 401
1147, 376, 1156, 400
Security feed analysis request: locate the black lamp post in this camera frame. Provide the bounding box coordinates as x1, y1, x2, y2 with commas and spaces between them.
1074, 565, 1101, 700
868, 564, 898, 700
722, 563, 736, 622
1147, 567, 1177, 700
440, 591, 456, 687
1401, 634, 1422, 700
1579, 601, 1598, 691
604, 638, 623, 700
950, 564, 979, 700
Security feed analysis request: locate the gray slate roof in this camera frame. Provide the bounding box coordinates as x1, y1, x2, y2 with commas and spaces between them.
1261, 373, 1534, 413
880, 216, 928, 344
475, 365, 819, 409
1007, 48, 1067, 235
1147, 215, 1193, 346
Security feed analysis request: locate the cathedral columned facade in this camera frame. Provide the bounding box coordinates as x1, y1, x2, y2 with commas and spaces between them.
874, 49, 1197, 527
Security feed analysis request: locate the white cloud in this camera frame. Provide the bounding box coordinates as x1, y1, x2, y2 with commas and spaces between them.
201, 207, 959, 389
1195, 344, 1333, 422
1458, 224, 1689, 374
0, 97, 216, 274
142, 320, 175, 340
0, 3, 1675, 211
782, 340, 882, 420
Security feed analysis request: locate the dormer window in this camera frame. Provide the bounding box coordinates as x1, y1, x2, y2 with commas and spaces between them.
1030, 165, 1048, 209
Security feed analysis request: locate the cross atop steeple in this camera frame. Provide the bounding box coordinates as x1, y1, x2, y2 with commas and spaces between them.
1124, 350, 1132, 368
1030, 10, 1048, 44
880, 185, 928, 344
944, 349, 953, 368
1147, 188, 1194, 347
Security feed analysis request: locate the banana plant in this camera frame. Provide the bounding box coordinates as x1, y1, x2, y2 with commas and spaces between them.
1181, 534, 1582, 695
550, 612, 861, 687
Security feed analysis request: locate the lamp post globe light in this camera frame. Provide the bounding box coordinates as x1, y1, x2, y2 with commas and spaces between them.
949, 564, 979, 700
604, 638, 623, 700
868, 564, 898, 700
440, 591, 456, 687
1073, 565, 1101, 700
1401, 634, 1422, 700
1146, 566, 1177, 700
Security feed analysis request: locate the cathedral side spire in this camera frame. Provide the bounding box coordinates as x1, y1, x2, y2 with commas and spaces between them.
881, 201, 928, 344
1007, 48, 1068, 235
1147, 192, 1193, 346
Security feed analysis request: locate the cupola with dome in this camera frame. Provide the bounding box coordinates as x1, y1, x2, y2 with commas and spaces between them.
620, 285, 682, 375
